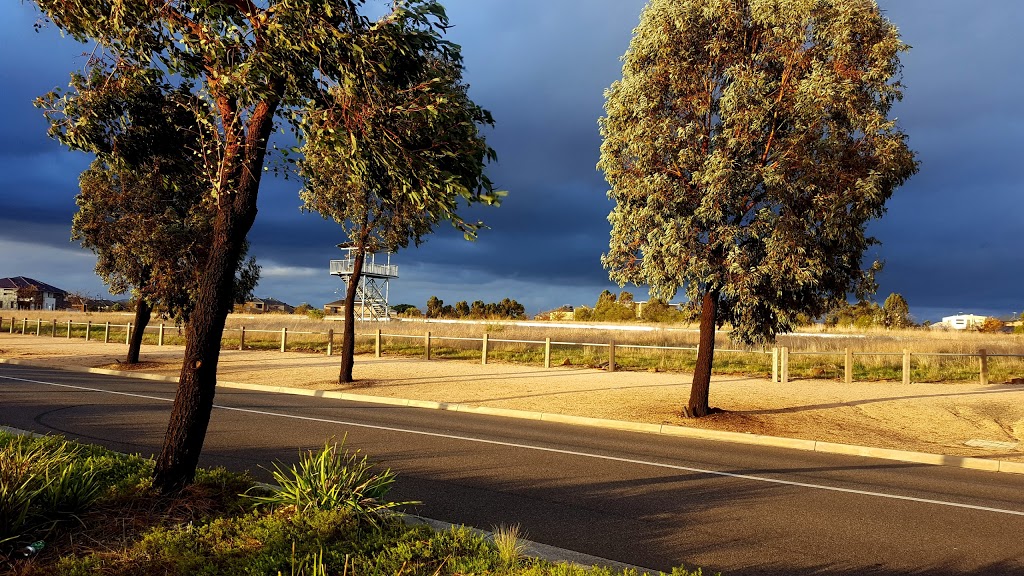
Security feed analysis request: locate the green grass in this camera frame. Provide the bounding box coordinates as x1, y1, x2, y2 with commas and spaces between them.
1, 431, 712, 576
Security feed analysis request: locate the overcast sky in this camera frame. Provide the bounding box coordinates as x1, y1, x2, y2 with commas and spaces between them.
1, 1, 1021, 322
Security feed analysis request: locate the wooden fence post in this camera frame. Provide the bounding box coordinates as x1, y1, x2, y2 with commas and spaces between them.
844, 348, 853, 384
35, 319, 41, 336
772, 347, 779, 383
544, 337, 551, 369
126, 323, 132, 345
425, 331, 431, 360
51, 319, 57, 338
21, 318, 27, 335
481, 333, 489, 365
158, 324, 164, 346
781, 346, 789, 384
104, 322, 110, 344
979, 349, 989, 386
85, 321, 91, 341
375, 329, 382, 358
66, 320, 71, 339
280, 327, 287, 352
326, 328, 333, 356
902, 349, 911, 385
608, 341, 616, 373
239, 326, 245, 350
8, 317, 13, 334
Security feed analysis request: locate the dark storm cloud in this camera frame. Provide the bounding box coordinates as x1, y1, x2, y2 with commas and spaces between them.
2, 0, 1022, 320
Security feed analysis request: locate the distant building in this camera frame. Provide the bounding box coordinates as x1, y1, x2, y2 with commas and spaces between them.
0, 277, 66, 311
937, 313, 989, 330
65, 295, 124, 312
245, 297, 295, 314
323, 299, 346, 315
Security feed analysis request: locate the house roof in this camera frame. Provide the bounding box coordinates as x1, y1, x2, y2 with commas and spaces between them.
249, 297, 292, 307
0, 277, 66, 295
323, 299, 346, 307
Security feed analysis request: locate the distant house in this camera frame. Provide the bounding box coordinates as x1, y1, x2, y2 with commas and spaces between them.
323, 299, 346, 315
245, 297, 294, 314
65, 295, 123, 313
938, 313, 989, 330
0, 277, 66, 311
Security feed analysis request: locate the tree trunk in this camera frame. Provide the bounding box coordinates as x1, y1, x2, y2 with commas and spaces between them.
685, 289, 719, 418
126, 298, 152, 364
153, 218, 248, 492
152, 87, 279, 493
340, 245, 366, 384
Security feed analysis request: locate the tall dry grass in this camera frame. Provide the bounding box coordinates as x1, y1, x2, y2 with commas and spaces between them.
2, 312, 1022, 382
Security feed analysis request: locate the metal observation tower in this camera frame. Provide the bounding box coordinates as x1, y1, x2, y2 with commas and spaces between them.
329, 248, 398, 321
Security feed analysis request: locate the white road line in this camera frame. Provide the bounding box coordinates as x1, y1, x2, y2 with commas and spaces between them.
4, 372, 1024, 517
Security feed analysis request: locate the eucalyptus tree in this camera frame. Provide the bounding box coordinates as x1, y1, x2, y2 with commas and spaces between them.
49, 66, 208, 364
32, 0, 468, 491
299, 55, 500, 383
599, 0, 918, 417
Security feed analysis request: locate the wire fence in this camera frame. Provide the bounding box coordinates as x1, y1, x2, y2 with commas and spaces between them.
3, 315, 1022, 385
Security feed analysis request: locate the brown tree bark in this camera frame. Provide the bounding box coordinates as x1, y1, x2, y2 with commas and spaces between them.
152, 89, 280, 493
339, 240, 366, 384
126, 298, 152, 364
684, 289, 719, 418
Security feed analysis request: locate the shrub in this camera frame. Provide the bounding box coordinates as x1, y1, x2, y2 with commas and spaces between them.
979, 317, 1006, 333
0, 434, 106, 545
247, 440, 415, 525
492, 523, 527, 568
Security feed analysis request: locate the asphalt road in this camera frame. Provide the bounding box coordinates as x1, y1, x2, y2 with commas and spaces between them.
2, 363, 1023, 575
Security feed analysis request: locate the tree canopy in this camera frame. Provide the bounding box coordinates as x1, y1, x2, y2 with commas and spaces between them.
599, 0, 918, 416
31, 0, 472, 490
41, 64, 258, 364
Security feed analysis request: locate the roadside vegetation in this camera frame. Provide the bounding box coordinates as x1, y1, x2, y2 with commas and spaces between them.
0, 431, 707, 575
3, 312, 1024, 384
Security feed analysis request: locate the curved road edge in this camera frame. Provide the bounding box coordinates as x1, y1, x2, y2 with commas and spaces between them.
3, 357, 1022, 476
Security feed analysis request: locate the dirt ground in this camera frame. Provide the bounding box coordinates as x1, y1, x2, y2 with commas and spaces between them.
2, 334, 1023, 462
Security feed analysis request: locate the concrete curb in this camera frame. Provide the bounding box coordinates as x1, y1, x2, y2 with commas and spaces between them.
3, 357, 1022, 475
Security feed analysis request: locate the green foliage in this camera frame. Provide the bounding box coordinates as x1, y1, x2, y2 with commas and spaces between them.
0, 433, 149, 547
599, 0, 918, 347
640, 298, 684, 323
401, 307, 424, 318
880, 293, 912, 329
30, 0, 473, 489
592, 290, 637, 322
246, 440, 413, 525
39, 64, 260, 325
425, 296, 526, 320
573, 307, 594, 321
14, 433, 716, 576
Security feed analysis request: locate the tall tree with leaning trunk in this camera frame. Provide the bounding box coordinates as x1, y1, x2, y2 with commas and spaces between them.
299, 53, 501, 384
32, 0, 463, 492
44, 66, 258, 366
599, 0, 918, 417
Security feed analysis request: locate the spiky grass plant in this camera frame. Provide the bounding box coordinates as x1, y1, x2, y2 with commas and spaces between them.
0, 434, 104, 545
248, 439, 416, 525
492, 523, 528, 568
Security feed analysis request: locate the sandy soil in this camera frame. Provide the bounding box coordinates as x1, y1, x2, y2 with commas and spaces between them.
2, 334, 1023, 462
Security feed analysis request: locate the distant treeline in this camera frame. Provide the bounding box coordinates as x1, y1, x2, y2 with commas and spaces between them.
396, 296, 527, 320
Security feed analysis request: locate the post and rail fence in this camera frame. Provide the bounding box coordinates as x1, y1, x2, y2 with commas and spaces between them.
1, 315, 1020, 386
